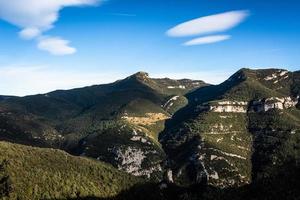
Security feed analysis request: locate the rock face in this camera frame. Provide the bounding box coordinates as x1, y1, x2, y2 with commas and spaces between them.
113, 146, 162, 178
250, 96, 299, 112
196, 96, 299, 114
160, 68, 300, 190
208, 101, 248, 113
161, 110, 252, 188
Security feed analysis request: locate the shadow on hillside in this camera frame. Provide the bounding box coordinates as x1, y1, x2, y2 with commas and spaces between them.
42, 183, 251, 200
36, 161, 300, 200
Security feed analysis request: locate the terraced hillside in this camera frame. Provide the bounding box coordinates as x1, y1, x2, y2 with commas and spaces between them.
0, 72, 206, 180
160, 68, 300, 189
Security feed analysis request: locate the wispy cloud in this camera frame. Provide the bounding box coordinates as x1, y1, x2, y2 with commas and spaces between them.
167, 10, 249, 37
19, 28, 41, 40
184, 35, 231, 46
0, 0, 101, 55
109, 13, 137, 17
167, 10, 249, 46
37, 37, 77, 56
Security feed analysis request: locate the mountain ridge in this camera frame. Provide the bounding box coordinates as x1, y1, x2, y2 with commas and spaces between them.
0, 72, 206, 181
1, 68, 300, 200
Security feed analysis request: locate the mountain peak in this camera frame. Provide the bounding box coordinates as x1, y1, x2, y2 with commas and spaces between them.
132, 71, 149, 79
126, 71, 151, 84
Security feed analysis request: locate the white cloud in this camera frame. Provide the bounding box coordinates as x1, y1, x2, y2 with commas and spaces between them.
184, 35, 231, 46
0, 0, 99, 32
167, 10, 249, 37
37, 37, 77, 55
19, 27, 41, 40
0, 0, 100, 55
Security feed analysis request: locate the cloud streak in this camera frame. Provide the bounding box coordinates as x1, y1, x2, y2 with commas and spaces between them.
0, 0, 100, 55
167, 10, 249, 37
37, 37, 77, 56
184, 35, 231, 46
167, 10, 249, 46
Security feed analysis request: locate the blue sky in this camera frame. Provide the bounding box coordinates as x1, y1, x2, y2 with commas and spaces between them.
0, 0, 299, 96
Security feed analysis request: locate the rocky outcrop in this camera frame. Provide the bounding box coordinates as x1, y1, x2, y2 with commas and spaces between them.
197, 97, 299, 114
111, 146, 162, 178
263, 70, 289, 82
209, 101, 248, 113
250, 96, 299, 112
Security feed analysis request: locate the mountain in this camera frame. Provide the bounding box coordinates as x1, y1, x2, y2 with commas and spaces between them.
1, 68, 300, 200
160, 68, 300, 196
0, 72, 206, 181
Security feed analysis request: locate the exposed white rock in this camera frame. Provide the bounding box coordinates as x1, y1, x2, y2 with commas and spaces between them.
216, 138, 223, 143
167, 86, 175, 89
212, 123, 225, 131
220, 115, 228, 119
131, 136, 142, 141
231, 133, 236, 141
141, 165, 162, 178
207, 148, 247, 160
198, 153, 206, 161
264, 70, 288, 81
113, 146, 146, 175
192, 82, 202, 85
284, 96, 298, 108
218, 101, 248, 106
132, 129, 138, 136
131, 136, 151, 144
251, 96, 298, 112
210, 105, 247, 113
209, 101, 248, 113
163, 95, 180, 109
211, 155, 218, 160
209, 171, 219, 180
111, 146, 161, 178
279, 70, 288, 77
264, 73, 278, 81
237, 145, 250, 151
166, 169, 174, 183
167, 85, 186, 89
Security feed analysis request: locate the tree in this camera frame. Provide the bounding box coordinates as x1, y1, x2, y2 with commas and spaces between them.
0, 159, 13, 198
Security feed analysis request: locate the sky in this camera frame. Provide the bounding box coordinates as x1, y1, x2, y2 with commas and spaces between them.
0, 0, 299, 96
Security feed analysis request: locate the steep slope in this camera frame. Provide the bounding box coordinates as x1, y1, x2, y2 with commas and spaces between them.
0, 72, 206, 180
0, 141, 142, 200
160, 68, 300, 189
